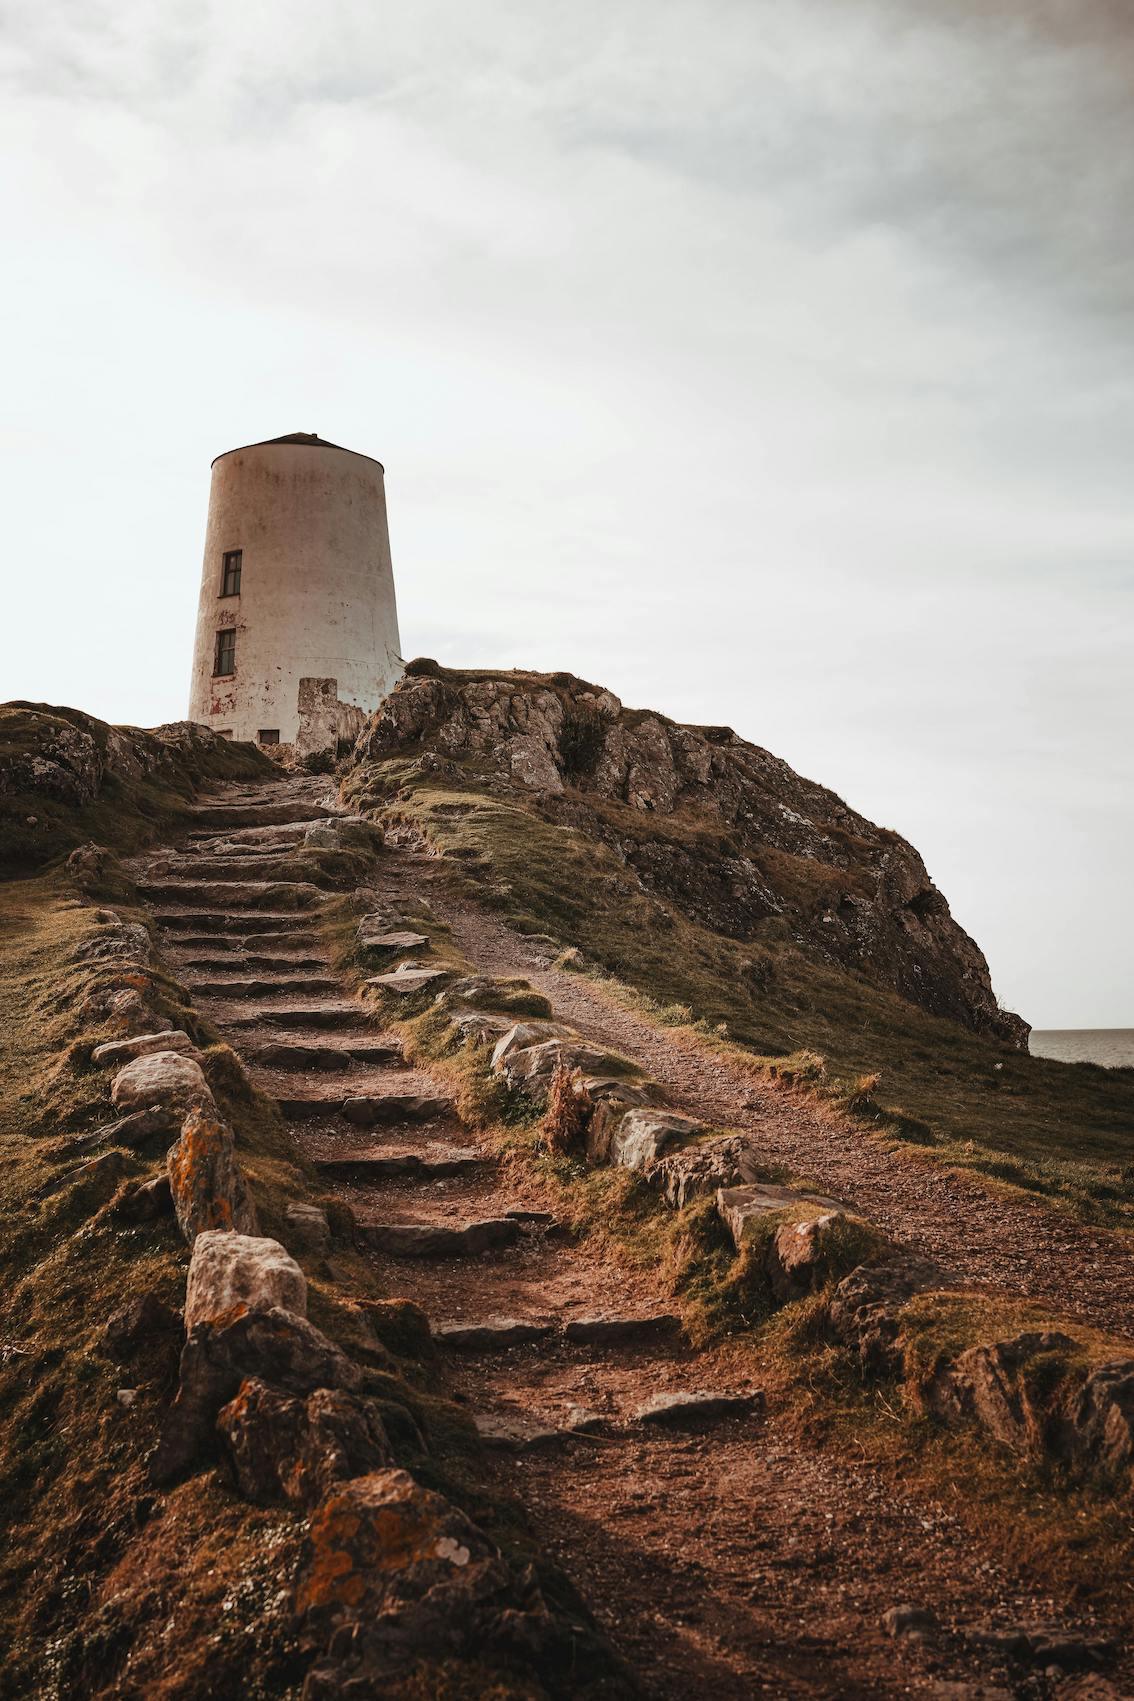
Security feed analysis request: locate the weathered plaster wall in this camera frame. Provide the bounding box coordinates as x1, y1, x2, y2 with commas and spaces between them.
187, 439, 403, 745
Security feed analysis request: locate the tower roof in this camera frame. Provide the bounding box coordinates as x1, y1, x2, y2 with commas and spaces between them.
212, 432, 383, 469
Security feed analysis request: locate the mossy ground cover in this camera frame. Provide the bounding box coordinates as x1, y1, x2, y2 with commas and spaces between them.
0, 702, 272, 878
341, 767, 1134, 1227
364, 974, 1134, 1623
0, 867, 606, 1699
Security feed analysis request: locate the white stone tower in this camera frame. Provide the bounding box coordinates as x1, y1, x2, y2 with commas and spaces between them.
187, 432, 403, 751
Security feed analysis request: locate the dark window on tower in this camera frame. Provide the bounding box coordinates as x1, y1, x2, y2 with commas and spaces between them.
220, 549, 242, 597
258, 729, 280, 746
213, 628, 236, 676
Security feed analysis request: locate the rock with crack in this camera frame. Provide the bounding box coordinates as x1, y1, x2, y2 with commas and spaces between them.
608, 1108, 703, 1172
926, 1330, 1078, 1456
490, 1020, 575, 1073
1065, 1359, 1134, 1477
111, 1050, 214, 1116
167, 1105, 259, 1243
184, 1229, 307, 1328
493, 1033, 627, 1097
582, 1078, 666, 1162
92, 1030, 199, 1069
150, 1305, 363, 1484
824, 1258, 941, 1377
217, 1377, 391, 1507
716, 1183, 845, 1248
652, 1133, 756, 1210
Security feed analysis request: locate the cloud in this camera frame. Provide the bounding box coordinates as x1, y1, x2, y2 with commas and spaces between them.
0, 0, 1131, 1025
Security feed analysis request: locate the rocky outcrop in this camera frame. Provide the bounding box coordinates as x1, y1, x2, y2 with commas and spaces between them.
354, 664, 1027, 1045
0, 700, 268, 874
151, 1305, 363, 1484
217, 1379, 392, 1507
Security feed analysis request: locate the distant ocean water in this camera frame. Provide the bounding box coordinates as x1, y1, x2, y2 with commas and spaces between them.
1030, 1029, 1134, 1069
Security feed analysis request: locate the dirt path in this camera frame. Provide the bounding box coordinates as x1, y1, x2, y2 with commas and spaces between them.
137, 778, 1129, 1699
372, 865, 1134, 1343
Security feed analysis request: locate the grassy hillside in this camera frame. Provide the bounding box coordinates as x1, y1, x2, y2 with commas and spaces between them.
344, 751, 1134, 1229
0, 702, 271, 878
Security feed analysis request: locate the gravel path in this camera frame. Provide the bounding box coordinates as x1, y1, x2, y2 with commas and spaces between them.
135, 783, 1132, 1698
409, 864, 1134, 1342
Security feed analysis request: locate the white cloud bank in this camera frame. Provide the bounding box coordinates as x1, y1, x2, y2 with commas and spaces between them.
1, 0, 1131, 1026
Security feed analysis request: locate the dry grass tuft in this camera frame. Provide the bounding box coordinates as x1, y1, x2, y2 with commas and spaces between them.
541, 1064, 592, 1155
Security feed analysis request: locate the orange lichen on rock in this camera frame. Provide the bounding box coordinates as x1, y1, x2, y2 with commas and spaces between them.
296, 1469, 496, 1620
167, 1105, 258, 1242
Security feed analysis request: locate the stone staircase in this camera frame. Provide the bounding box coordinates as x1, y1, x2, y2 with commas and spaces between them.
147, 775, 761, 1444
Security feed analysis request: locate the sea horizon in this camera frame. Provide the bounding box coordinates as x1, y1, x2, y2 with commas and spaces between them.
1030, 1028, 1134, 1068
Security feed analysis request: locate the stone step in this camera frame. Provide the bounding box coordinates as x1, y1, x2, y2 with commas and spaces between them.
357, 1218, 522, 1256
187, 975, 341, 998
179, 954, 330, 973
564, 1314, 682, 1347
187, 802, 335, 827
473, 1411, 562, 1452
159, 857, 323, 883
151, 912, 317, 935
315, 1150, 486, 1180
250, 1040, 403, 1072
436, 1318, 555, 1351
221, 1006, 370, 1032
633, 1390, 764, 1426
139, 881, 327, 910
185, 824, 310, 848
277, 1090, 455, 1123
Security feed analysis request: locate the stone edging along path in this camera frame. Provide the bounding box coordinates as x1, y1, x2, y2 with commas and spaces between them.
76, 773, 1134, 1699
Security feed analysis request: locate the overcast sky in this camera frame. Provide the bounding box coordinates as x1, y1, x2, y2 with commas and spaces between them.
2, 0, 1131, 1028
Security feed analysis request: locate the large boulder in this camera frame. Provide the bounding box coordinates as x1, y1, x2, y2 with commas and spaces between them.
167, 1106, 259, 1242
217, 1378, 391, 1506
150, 1305, 363, 1484
295, 1470, 517, 1674
111, 1051, 213, 1116
184, 1229, 306, 1328
650, 1133, 754, 1210
824, 1258, 945, 1376
494, 1034, 626, 1096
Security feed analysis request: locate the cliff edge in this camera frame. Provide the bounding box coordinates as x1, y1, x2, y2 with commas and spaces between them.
354, 662, 1027, 1049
